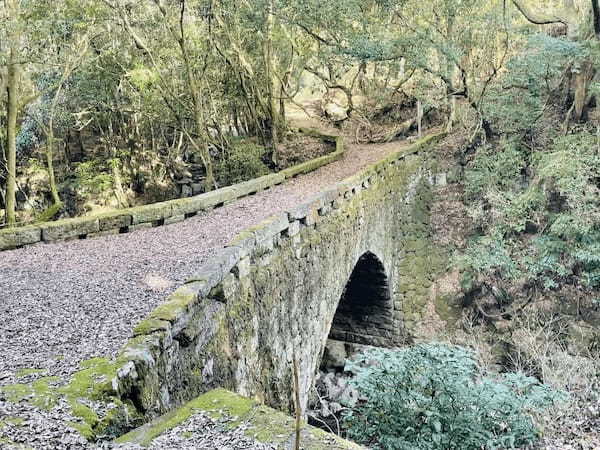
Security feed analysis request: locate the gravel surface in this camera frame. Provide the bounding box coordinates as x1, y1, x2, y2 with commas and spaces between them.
0, 137, 410, 448
0, 400, 90, 449
110, 413, 277, 450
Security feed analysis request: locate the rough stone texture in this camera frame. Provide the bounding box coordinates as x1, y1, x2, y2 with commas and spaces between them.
41, 217, 100, 242
0, 225, 41, 250
112, 134, 443, 429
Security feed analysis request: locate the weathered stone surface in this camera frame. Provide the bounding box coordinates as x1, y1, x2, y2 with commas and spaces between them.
41, 217, 100, 242
98, 212, 132, 231
252, 214, 289, 244
0, 225, 42, 250
164, 214, 185, 226
324, 102, 348, 122
130, 202, 173, 225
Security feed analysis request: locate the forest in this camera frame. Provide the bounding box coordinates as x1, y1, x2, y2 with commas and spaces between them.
1, 0, 600, 449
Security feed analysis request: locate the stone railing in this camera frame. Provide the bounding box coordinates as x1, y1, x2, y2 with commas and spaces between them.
0, 130, 343, 252
108, 132, 444, 432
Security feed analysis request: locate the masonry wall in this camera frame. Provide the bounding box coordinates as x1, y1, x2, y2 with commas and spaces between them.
111, 134, 444, 431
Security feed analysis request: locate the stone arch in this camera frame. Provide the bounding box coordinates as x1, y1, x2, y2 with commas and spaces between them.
328, 251, 394, 347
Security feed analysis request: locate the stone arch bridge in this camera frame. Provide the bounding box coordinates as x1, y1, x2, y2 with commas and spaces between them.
112, 134, 444, 430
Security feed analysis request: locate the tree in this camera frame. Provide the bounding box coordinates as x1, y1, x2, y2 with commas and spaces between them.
1, 0, 95, 224
510, 0, 600, 122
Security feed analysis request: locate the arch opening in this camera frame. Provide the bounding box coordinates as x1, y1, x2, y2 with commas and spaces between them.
328, 251, 394, 348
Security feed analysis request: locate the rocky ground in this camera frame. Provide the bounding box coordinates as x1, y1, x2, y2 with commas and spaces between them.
0, 130, 412, 448
111, 413, 276, 450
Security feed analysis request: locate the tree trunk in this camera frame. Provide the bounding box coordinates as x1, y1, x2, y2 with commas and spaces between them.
5, 51, 19, 226
264, 0, 280, 166
573, 60, 596, 121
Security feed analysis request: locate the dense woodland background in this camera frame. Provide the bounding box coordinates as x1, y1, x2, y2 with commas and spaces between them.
1, 0, 600, 448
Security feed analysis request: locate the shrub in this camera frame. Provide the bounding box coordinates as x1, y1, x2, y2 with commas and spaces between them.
216, 140, 271, 186
343, 343, 566, 450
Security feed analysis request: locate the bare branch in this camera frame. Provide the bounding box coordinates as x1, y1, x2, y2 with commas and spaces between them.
510, 0, 569, 25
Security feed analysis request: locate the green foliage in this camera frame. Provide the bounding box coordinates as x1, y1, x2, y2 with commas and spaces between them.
344, 344, 566, 450
483, 34, 584, 136
216, 140, 271, 186
461, 130, 600, 292
74, 160, 114, 196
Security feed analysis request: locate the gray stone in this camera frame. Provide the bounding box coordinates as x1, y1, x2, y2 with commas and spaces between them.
130, 202, 173, 225
41, 217, 100, 242
165, 214, 185, 225
0, 225, 42, 250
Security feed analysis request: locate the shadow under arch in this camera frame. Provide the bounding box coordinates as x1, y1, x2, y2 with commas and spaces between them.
329, 251, 394, 347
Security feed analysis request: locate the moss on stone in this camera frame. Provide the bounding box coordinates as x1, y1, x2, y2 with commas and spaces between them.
115, 389, 254, 446
133, 318, 171, 337
148, 289, 197, 323
115, 389, 362, 449
68, 421, 95, 440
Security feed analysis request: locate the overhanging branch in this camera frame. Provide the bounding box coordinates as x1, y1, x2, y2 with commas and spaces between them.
510, 0, 568, 25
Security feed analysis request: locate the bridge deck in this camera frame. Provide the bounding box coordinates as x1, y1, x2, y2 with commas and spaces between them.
0, 136, 412, 388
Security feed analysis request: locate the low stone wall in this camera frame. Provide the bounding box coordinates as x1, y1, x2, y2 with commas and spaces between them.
0, 131, 344, 252
108, 133, 445, 433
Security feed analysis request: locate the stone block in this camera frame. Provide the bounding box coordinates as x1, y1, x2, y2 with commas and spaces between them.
233, 256, 251, 279
129, 223, 154, 232
202, 186, 239, 209
165, 215, 185, 226
130, 202, 173, 225
228, 231, 256, 257
41, 216, 100, 242
187, 247, 242, 288
191, 183, 204, 195
0, 225, 42, 250
286, 220, 300, 237
98, 212, 132, 231
253, 214, 289, 244
88, 229, 120, 239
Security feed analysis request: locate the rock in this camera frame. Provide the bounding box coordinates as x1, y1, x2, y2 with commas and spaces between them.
321, 340, 348, 371
0, 225, 41, 250
324, 103, 348, 122
181, 184, 193, 198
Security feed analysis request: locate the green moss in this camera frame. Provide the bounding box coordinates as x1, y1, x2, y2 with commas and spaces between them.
1, 383, 33, 403
115, 389, 254, 446
115, 389, 360, 448
30, 377, 60, 410
35, 202, 63, 223
0, 417, 25, 429
67, 421, 95, 440
133, 318, 171, 337
70, 400, 99, 427
148, 289, 197, 323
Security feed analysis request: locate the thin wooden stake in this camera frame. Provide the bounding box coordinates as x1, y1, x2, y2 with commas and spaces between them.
293, 352, 301, 450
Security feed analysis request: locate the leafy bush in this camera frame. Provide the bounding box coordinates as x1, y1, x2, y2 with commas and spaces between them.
460, 130, 600, 292
216, 140, 271, 186
343, 344, 566, 450
74, 159, 114, 196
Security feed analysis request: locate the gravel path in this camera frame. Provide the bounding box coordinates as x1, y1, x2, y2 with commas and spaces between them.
0, 137, 410, 385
